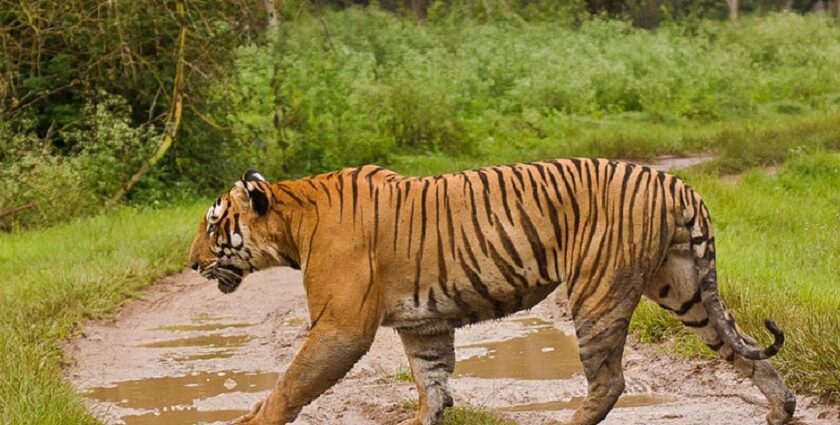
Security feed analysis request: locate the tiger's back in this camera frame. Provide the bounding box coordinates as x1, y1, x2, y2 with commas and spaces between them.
329, 159, 697, 334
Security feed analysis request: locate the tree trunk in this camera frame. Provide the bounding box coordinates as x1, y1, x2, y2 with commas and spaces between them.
264, 0, 280, 28
106, 2, 187, 209
726, 0, 739, 20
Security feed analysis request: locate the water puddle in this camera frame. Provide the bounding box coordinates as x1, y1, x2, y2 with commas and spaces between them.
498, 393, 678, 412
84, 371, 278, 424
80, 316, 268, 423
141, 334, 252, 348
154, 322, 254, 332
121, 409, 249, 425
454, 318, 582, 380
166, 350, 237, 362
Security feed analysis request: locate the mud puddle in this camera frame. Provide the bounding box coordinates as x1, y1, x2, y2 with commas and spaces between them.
454, 318, 582, 380
81, 313, 273, 425
499, 393, 678, 412
84, 370, 277, 425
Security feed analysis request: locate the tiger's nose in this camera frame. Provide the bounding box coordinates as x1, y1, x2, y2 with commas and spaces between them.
190, 260, 200, 271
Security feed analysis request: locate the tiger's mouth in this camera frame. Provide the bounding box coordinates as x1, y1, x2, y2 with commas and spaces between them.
201, 264, 244, 294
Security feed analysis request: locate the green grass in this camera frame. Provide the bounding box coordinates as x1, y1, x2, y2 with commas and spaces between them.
0, 202, 205, 424
387, 109, 840, 176
632, 152, 840, 405
222, 10, 840, 180
402, 400, 516, 425
393, 365, 415, 382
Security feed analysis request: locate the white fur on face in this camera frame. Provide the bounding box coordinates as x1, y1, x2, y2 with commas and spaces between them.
206, 198, 226, 233
231, 232, 243, 247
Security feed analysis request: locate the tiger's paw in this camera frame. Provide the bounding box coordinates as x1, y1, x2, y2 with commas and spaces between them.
766, 392, 796, 425
231, 400, 263, 424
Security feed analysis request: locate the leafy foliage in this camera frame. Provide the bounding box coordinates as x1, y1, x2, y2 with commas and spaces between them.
216, 10, 840, 181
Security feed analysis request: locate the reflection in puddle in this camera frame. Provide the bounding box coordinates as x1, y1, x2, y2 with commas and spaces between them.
141, 334, 252, 348
498, 393, 678, 412
85, 371, 279, 409
122, 408, 249, 425
168, 350, 237, 362
454, 318, 582, 380
154, 322, 254, 332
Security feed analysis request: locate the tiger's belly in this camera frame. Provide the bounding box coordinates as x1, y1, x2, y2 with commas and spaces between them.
381, 277, 562, 334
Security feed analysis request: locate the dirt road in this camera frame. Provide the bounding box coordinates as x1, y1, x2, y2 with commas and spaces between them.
66, 268, 837, 425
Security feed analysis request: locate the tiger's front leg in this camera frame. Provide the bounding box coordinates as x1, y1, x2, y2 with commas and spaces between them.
232, 289, 380, 424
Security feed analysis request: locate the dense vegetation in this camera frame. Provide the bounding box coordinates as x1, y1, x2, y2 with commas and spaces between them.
3, 2, 840, 229
2, 2, 839, 423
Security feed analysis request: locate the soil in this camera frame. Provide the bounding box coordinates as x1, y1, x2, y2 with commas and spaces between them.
66, 269, 838, 425
65, 154, 837, 425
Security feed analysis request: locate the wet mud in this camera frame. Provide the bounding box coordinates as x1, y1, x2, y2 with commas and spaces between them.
67, 266, 838, 425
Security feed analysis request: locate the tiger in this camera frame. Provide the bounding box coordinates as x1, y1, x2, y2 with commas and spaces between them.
188, 159, 796, 425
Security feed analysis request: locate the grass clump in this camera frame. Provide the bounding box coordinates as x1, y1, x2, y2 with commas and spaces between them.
402, 400, 516, 425
0, 202, 205, 424
393, 365, 415, 382
632, 152, 840, 405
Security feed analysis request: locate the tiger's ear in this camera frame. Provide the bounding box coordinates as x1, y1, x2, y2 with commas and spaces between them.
235, 169, 270, 215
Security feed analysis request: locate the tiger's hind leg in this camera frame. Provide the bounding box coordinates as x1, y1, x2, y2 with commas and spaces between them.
397, 329, 455, 425
646, 249, 796, 425
568, 271, 644, 425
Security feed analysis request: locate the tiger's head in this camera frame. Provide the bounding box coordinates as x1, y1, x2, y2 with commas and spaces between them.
188, 170, 297, 294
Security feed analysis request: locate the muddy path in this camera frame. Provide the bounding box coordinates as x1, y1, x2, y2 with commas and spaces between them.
66, 268, 837, 425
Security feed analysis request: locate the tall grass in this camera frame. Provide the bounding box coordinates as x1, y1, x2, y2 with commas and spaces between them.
632, 152, 840, 405
220, 10, 840, 178
0, 203, 205, 424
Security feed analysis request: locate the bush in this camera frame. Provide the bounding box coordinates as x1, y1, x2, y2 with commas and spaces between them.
0, 96, 158, 229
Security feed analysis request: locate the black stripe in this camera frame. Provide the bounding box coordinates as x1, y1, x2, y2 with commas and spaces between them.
427, 287, 438, 312
477, 170, 495, 226
540, 184, 564, 264
413, 180, 431, 307
682, 317, 709, 328
318, 181, 333, 207
526, 167, 544, 214
444, 178, 456, 259
464, 177, 489, 255
487, 242, 529, 290
491, 214, 524, 268
492, 168, 514, 223
706, 341, 724, 351
661, 288, 702, 315
393, 182, 403, 253
350, 167, 362, 217
516, 202, 550, 281
278, 185, 306, 206
337, 177, 345, 219
458, 248, 504, 318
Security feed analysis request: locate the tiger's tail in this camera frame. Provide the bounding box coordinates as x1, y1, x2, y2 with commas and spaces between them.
690, 198, 784, 361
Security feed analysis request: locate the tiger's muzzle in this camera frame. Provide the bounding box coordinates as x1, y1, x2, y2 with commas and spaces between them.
200, 263, 245, 294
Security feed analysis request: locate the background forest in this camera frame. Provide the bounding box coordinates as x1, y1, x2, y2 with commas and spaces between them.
1, 1, 839, 424
2, 0, 839, 228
